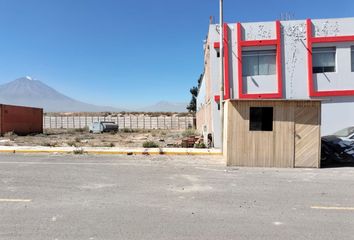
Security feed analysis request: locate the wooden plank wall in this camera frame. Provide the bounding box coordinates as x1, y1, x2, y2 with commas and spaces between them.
225, 100, 321, 168
294, 102, 321, 168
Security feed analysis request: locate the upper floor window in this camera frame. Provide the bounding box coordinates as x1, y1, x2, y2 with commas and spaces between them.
351, 46, 354, 72
242, 50, 276, 77
312, 47, 336, 73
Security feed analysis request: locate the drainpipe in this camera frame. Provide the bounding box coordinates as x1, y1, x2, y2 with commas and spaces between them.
219, 0, 224, 151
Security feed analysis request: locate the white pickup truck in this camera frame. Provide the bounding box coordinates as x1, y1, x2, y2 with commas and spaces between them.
89, 121, 119, 134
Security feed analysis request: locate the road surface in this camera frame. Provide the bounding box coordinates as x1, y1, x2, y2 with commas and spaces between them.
0, 154, 353, 240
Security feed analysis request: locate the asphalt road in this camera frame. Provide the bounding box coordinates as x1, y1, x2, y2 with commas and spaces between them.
0, 154, 353, 240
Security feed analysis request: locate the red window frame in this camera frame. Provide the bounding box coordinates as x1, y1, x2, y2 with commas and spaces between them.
237, 20, 283, 99
307, 19, 354, 97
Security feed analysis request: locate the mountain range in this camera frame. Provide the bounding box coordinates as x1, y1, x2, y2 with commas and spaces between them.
0, 77, 188, 113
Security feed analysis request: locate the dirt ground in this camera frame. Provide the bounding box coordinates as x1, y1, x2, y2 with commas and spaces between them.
0, 129, 197, 148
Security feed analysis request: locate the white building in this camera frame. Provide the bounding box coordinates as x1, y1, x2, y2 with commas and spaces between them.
196, 17, 354, 149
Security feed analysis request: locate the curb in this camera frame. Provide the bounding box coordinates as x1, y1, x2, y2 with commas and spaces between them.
0, 147, 223, 156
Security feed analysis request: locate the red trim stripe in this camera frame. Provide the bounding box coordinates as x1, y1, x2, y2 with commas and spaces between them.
275, 20, 283, 99
223, 23, 230, 100
240, 39, 278, 47
237, 23, 243, 99
306, 19, 315, 96
312, 36, 354, 43
213, 24, 231, 102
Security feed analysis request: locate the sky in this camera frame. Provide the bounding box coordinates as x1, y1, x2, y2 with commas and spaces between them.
0, 0, 353, 108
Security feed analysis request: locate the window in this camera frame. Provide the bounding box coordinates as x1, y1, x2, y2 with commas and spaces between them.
242, 50, 276, 77
249, 107, 273, 131
351, 46, 354, 72
312, 47, 336, 73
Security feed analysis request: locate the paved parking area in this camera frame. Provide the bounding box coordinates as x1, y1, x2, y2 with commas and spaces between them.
0, 154, 353, 240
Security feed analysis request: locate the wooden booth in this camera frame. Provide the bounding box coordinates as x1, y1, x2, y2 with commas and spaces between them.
224, 100, 321, 168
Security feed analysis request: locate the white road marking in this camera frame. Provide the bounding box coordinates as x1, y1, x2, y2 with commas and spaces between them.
311, 206, 354, 211
273, 222, 284, 226
0, 199, 32, 202
79, 183, 116, 190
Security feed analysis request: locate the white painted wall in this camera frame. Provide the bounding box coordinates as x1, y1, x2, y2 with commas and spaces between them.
282, 20, 309, 99
243, 75, 278, 94
209, 25, 222, 148
322, 97, 354, 135
241, 21, 276, 41
196, 75, 206, 112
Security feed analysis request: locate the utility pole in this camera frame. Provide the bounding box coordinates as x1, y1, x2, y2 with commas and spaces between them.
219, 0, 224, 151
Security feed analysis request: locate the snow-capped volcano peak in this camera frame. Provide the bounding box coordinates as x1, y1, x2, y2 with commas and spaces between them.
25, 76, 33, 80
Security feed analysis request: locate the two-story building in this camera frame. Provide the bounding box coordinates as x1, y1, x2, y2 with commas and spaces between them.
197, 17, 354, 152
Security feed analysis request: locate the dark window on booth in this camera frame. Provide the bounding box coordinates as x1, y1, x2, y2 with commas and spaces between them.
249, 107, 273, 131
312, 47, 336, 73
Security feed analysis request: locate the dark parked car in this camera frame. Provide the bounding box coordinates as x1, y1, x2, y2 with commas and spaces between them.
321, 127, 354, 166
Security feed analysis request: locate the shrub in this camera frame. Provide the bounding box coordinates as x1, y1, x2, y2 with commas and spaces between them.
182, 129, 198, 138
194, 142, 206, 149
43, 142, 58, 147
73, 148, 85, 155
143, 141, 159, 148
121, 128, 135, 133
69, 127, 89, 134
67, 141, 79, 147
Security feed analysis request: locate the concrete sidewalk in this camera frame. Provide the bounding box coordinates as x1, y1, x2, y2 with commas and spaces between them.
0, 146, 222, 156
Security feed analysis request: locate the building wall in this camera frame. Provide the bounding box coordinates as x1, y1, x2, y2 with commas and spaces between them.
0, 104, 43, 136
197, 17, 354, 147
196, 75, 211, 133
322, 98, 354, 135
282, 20, 311, 99
197, 25, 222, 148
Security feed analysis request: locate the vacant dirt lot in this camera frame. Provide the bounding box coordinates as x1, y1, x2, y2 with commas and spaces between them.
0, 129, 197, 148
